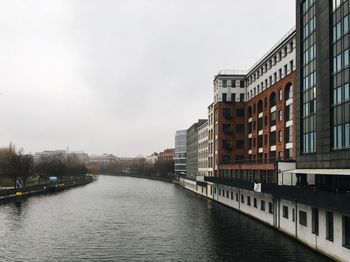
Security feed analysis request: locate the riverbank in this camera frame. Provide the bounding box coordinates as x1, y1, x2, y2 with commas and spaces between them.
176, 177, 348, 262
0, 175, 94, 203
100, 172, 173, 183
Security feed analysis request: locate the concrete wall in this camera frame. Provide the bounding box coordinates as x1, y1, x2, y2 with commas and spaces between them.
178, 178, 350, 262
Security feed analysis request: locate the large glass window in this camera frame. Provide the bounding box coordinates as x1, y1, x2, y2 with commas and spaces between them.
301, 1, 317, 154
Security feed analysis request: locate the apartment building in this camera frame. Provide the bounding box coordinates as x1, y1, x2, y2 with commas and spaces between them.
198, 120, 209, 179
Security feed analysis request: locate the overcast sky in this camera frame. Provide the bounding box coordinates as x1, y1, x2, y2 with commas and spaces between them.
0, 0, 295, 157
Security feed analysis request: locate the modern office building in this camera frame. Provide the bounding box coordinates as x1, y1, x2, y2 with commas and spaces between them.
186, 120, 207, 180
174, 130, 187, 179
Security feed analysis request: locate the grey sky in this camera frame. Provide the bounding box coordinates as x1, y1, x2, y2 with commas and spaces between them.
0, 0, 295, 157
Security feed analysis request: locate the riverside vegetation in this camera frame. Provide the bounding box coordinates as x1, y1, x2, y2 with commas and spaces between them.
0, 143, 89, 189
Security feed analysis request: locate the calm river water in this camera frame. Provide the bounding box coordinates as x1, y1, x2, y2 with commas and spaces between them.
0, 175, 331, 261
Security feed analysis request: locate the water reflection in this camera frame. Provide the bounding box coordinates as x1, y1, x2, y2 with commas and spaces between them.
0, 176, 331, 261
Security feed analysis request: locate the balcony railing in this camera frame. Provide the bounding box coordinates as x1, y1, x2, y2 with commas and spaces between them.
222, 157, 278, 165
223, 113, 233, 120
204, 176, 350, 215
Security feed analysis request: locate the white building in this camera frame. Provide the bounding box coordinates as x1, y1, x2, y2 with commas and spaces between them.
197, 120, 208, 180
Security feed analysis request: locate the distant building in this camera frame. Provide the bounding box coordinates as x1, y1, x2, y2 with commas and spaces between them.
175, 130, 187, 179
198, 120, 209, 179
158, 148, 175, 176
207, 103, 214, 177
34, 150, 89, 163
158, 149, 174, 163
88, 154, 117, 164
186, 119, 207, 180
145, 153, 158, 166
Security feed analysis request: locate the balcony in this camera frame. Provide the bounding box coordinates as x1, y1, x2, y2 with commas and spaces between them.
221, 157, 278, 171
223, 113, 233, 120
222, 141, 233, 151
223, 128, 233, 135
204, 176, 350, 215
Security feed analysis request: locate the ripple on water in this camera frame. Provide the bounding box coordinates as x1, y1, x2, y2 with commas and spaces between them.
0, 176, 332, 262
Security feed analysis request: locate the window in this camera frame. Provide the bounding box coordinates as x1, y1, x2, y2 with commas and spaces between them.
292, 208, 295, 222
231, 191, 234, 200
270, 131, 276, 146
236, 193, 239, 202
299, 211, 307, 226
219, 189, 221, 196
278, 110, 283, 122
261, 200, 265, 211
279, 89, 283, 100
278, 130, 283, 143
278, 151, 283, 160
345, 15, 349, 35
343, 216, 350, 248
326, 211, 334, 242
254, 198, 257, 208
236, 124, 244, 133
283, 206, 289, 219
236, 140, 244, 149
222, 93, 227, 102
232, 93, 236, 102
268, 202, 273, 214
247, 196, 251, 206
241, 194, 244, 203
222, 79, 227, 88
226, 190, 229, 198
285, 127, 293, 143
279, 68, 282, 80
312, 207, 319, 235
284, 64, 288, 76
240, 94, 245, 102
231, 80, 236, 88
270, 111, 276, 126
344, 49, 349, 67
237, 109, 244, 117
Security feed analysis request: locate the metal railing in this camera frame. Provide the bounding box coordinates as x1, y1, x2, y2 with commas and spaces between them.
204, 176, 350, 215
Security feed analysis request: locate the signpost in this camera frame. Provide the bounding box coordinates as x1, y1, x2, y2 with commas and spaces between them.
16, 179, 23, 189
254, 183, 262, 193
15, 179, 24, 196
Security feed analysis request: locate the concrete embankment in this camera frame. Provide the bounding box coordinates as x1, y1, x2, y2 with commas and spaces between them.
100, 172, 173, 183
0, 176, 94, 203
176, 178, 349, 262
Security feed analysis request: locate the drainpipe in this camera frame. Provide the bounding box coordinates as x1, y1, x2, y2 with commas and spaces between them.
295, 200, 298, 238
238, 187, 241, 210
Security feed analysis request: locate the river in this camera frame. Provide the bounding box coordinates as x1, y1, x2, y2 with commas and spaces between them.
0, 175, 331, 261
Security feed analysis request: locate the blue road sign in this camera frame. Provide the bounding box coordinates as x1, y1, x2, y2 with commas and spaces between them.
16, 179, 23, 189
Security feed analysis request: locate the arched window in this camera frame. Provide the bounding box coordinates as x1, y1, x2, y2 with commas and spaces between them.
270, 92, 276, 108
285, 83, 293, 100
248, 106, 252, 118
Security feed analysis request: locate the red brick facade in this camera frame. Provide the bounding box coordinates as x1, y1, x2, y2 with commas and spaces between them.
246, 71, 296, 161
214, 102, 246, 175
216, 72, 297, 181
